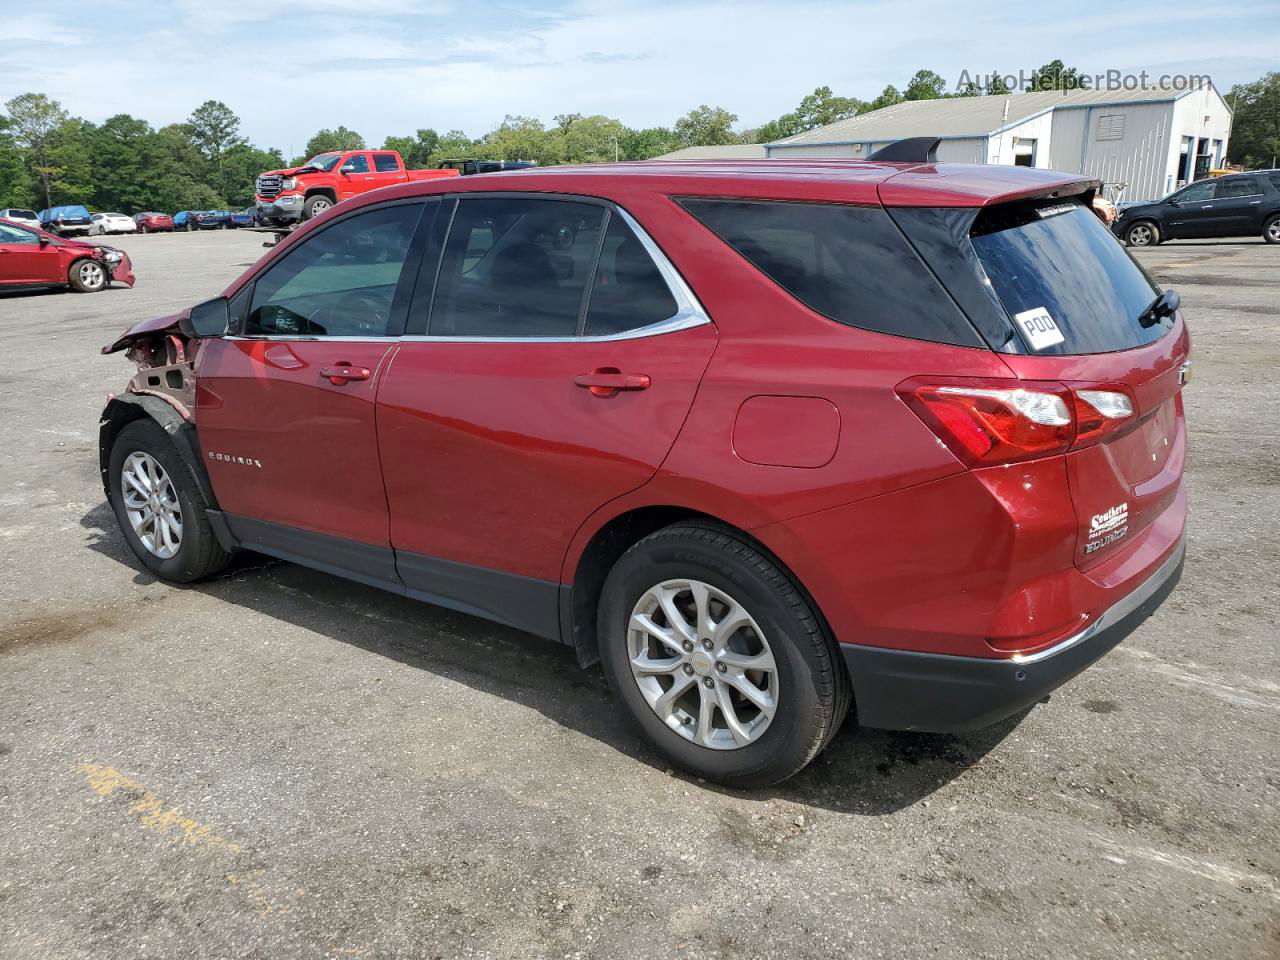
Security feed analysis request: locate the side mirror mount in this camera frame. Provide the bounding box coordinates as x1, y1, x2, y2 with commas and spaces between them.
339, 163, 355, 175
179, 296, 230, 339
38, 235, 50, 246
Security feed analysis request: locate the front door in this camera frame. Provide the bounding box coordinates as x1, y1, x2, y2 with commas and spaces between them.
337, 153, 374, 201
1164, 180, 1215, 239
0, 223, 61, 285
376, 196, 717, 635
194, 200, 429, 580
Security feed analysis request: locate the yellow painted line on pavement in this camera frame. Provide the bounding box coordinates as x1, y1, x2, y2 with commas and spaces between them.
79, 763, 241, 852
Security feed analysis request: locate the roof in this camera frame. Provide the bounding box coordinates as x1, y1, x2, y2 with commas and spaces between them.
654, 144, 769, 161
356, 159, 1097, 211
770, 84, 1210, 147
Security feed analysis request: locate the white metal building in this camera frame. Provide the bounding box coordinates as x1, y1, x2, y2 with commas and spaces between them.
766, 85, 1233, 203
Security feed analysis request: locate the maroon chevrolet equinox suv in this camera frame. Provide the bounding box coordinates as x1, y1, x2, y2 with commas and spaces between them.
100, 148, 1188, 786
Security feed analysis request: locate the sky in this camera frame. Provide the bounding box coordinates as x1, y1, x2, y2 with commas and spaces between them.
2, 0, 1276, 154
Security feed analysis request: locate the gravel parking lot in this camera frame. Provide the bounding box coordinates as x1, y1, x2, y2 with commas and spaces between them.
1, 229, 1276, 960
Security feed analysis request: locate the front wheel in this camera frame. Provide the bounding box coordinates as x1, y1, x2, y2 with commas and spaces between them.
302, 195, 332, 220
68, 258, 107, 292
108, 419, 232, 582
1124, 221, 1160, 247
1263, 214, 1280, 245
598, 523, 851, 787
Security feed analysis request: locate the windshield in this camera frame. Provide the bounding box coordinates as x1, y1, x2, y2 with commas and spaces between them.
303, 153, 342, 172
970, 200, 1166, 355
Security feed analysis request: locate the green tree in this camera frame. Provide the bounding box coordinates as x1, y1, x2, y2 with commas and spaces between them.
218, 143, 285, 207
300, 126, 365, 161
87, 114, 154, 212
1029, 59, 1083, 92
0, 117, 33, 207
618, 126, 681, 160
187, 100, 245, 164
675, 105, 740, 146
865, 85, 905, 112
904, 69, 947, 101
558, 114, 626, 163
475, 115, 559, 165
1227, 72, 1280, 168
4, 92, 70, 209
987, 74, 1012, 95
382, 128, 442, 167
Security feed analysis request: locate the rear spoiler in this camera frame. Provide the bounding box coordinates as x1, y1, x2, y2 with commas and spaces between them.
868, 137, 940, 163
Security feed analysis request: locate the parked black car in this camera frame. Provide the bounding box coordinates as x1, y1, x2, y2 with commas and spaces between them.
195, 210, 232, 230
1115, 171, 1280, 246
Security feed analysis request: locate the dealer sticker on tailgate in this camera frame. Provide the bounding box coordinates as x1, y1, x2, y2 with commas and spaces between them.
1014, 307, 1066, 351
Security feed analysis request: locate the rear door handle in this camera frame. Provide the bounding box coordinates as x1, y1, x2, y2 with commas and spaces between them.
320, 363, 371, 385
574, 368, 651, 398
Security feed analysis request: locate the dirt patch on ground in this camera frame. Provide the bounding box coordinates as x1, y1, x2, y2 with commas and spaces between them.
0, 609, 127, 655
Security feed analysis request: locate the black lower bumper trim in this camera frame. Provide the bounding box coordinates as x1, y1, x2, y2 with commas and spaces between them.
841, 544, 1185, 732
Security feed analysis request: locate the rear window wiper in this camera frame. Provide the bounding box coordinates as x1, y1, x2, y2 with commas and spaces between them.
1138, 288, 1180, 328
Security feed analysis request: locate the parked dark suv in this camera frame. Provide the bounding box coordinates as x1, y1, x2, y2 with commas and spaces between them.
100, 155, 1189, 786
1115, 171, 1280, 246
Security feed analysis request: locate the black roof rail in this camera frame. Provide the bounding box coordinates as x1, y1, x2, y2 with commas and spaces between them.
867, 137, 941, 163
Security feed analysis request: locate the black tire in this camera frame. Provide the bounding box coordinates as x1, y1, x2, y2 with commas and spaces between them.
1124, 220, 1160, 247
108, 419, 232, 582
302, 194, 333, 220
1263, 214, 1280, 245
67, 257, 107, 292
598, 523, 851, 788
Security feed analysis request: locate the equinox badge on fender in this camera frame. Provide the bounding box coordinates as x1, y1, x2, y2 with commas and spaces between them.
208, 451, 263, 468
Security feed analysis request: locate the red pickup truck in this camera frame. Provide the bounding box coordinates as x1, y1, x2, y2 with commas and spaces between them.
255, 149, 459, 226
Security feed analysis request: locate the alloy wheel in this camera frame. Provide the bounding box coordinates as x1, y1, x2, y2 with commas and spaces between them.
627, 579, 779, 750
1128, 224, 1153, 246
1268, 220, 1280, 242
121, 451, 183, 559
78, 261, 106, 289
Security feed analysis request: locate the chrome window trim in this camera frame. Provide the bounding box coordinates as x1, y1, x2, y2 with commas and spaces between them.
225, 196, 711, 346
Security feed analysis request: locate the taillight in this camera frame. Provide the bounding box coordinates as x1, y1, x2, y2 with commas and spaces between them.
898, 378, 1137, 467
1072, 388, 1136, 447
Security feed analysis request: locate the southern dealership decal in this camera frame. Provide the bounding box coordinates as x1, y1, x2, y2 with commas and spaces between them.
1084, 502, 1128, 554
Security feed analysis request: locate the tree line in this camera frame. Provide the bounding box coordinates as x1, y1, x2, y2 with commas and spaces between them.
2, 62, 1275, 216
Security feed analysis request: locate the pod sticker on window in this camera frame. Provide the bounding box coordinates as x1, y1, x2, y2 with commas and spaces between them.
1014, 306, 1065, 351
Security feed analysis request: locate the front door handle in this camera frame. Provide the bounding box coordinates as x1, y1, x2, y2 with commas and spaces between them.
320, 363, 371, 385
574, 368, 651, 398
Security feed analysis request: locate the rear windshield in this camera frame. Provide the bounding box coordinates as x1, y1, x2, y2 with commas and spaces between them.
678, 198, 982, 347
8, 209, 36, 219
970, 200, 1165, 354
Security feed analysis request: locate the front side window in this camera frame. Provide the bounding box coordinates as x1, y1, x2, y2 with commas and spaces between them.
0, 223, 38, 244
1214, 177, 1262, 199
343, 154, 370, 174
373, 153, 400, 173
1172, 181, 1213, 203
429, 197, 605, 337
245, 203, 423, 337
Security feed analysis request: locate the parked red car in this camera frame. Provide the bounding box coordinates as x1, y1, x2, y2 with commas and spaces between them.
134, 212, 174, 233
100, 154, 1187, 786
0, 218, 135, 292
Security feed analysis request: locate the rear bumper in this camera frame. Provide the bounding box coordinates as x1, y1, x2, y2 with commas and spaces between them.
841, 538, 1184, 732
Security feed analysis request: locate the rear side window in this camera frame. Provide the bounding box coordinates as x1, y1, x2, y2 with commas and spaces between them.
373, 153, 400, 173
970, 201, 1164, 355
583, 216, 678, 336
429, 197, 605, 338
1215, 177, 1262, 199
678, 198, 981, 347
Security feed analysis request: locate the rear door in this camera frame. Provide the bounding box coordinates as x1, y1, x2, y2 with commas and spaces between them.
376, 194, 717, 633
1205, 176, 1267, 236
370, 152, 405, 190
967, 200, 1189, 570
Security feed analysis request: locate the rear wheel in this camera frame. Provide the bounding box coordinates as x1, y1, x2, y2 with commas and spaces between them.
68, 258, 107, 292
1263, 214, 1280, 245
108, 419, 232, 582
1124, 220, 1160, 247
598, 523, 851, 787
